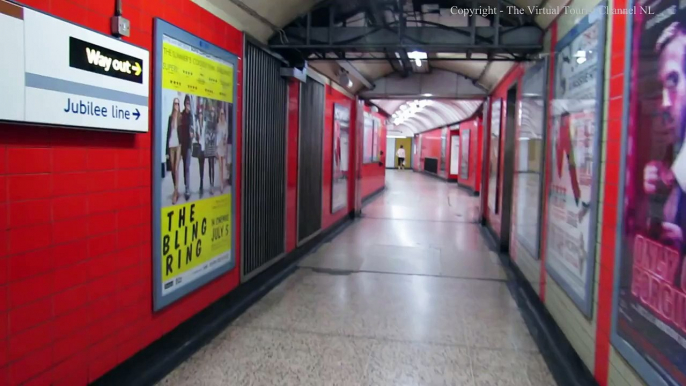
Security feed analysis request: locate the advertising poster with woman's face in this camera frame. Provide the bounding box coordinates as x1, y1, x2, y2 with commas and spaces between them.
613, 1, 686, 384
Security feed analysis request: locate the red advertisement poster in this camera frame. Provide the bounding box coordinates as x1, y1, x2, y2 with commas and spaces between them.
613, 1, 686, 384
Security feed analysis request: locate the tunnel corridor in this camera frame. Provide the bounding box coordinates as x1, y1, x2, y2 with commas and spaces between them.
158, 171, 554, 386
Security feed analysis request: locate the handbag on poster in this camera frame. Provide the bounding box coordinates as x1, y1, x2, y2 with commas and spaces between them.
192, 142, 202, 158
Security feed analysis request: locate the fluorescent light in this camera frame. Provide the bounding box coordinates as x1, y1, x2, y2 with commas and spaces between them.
347, 79, 353, 88
415, 59, 422, 67
408, 51, 427, 60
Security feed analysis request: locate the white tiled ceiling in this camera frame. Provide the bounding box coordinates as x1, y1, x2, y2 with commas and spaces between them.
372, 99, 483, 136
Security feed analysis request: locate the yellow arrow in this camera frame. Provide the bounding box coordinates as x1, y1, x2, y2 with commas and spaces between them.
133, 62, 142, 76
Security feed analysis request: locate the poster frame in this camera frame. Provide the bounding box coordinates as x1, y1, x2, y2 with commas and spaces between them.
516, 57, 549, 261
544, 3, 606, 318
609, 2, 681, 384
152, 18, 238, 311
372, 117, 381, 162
331, 103, 350, 213
488, 99, 503, 214
460, 130, 470, 178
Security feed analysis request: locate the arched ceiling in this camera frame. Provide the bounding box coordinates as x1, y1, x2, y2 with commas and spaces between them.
193, 0, 562, 131
374, 99, 482, 136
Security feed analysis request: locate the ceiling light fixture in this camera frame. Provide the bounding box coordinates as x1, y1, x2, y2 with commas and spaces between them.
392, 99, 434, 126
408, 51, 427, 68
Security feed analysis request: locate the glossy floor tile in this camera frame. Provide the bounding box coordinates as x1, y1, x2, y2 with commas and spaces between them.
158, 171, 555, 386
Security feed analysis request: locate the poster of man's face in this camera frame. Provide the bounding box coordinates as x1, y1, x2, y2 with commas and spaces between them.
613, 3, 686, 386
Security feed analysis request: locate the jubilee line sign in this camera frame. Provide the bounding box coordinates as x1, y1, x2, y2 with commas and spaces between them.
0, 0, 150, 132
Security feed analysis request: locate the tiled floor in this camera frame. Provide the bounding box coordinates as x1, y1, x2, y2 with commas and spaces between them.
159, 171, 556, 386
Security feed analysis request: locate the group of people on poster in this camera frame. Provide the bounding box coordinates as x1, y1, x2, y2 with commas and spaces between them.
164, 93, 233, 205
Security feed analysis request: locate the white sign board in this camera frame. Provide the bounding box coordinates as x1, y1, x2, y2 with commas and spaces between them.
0, 1, 149, 132
450, 135, 459, 175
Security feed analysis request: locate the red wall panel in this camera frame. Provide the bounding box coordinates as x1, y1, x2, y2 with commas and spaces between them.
360, 106, 387, 199
286, 80, 299, 252
456, 118, 482, 192
415, 127, 443, 174
322, 86, 354, 228
0, 0, 243, 384
483, 65, 524, 237
593, 10, 626, 385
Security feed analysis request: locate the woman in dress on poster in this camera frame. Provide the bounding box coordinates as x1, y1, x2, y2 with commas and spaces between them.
204, 103, 218, 195
166, 97, 182, 204
217, 106, 229, 193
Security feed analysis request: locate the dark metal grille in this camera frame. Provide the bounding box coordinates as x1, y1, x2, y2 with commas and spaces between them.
241, 41, 288, 280
297, 78, 325, 243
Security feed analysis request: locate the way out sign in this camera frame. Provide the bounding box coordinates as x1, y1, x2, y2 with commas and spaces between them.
0, 0, 150, 133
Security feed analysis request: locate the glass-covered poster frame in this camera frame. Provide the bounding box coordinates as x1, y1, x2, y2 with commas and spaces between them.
488, 99, 502, 214
331, 103, 350, 213
372, 117, 381, 162
611, 1, 686, 385
515, 58, 548, 260
460, 130, 470, 178
544, 4, 605, 318
363, 113, 373, 164
440, 127, 448, 174
152, 19, 238, 311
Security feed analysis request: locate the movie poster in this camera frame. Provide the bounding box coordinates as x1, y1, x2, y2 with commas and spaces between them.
441, 127, 448, 175
331, 104, 350, 213
612, 1, 686, 384
153, 20, 236, 310
515, 60, 547, 259
372, 117, 381, 162
544, 5, 605, 316
450, 134, 460, 176
488, 99, 502, 214
460, 130, 470, 178
363, 113, 373, 163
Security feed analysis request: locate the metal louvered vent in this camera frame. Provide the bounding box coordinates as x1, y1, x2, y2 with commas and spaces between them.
297, 78, 325, 244
241, 41, 288, 281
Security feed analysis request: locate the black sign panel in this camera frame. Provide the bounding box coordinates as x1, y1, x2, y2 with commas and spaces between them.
69, 37, 144, 84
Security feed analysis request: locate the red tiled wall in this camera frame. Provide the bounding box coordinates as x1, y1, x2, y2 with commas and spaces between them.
0, 0, 243, 384
484, 65, 524, 238
322, 86, 354, 229
594, 7, 627, 385
415, 127, 443, 174
286, 80, 299, 253
456, 118, 482, 192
